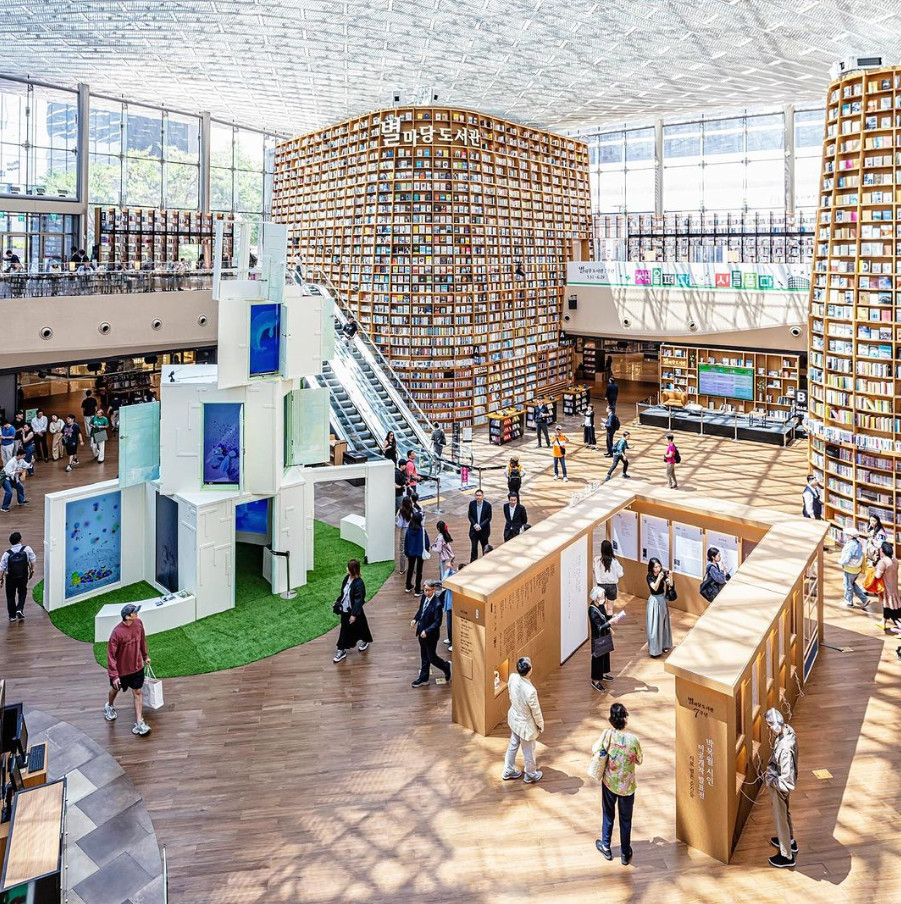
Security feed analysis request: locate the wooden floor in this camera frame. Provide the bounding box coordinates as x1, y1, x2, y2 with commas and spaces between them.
3, 392, 900, 903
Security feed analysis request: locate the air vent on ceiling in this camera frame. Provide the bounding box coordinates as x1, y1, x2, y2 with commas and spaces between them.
830, 55, 885, 78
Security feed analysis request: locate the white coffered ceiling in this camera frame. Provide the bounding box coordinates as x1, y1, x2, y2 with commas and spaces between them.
1, 0, 898, 135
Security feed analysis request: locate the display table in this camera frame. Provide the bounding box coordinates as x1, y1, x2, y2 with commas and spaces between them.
94, 591, 196, 642
0, 778, 65, 900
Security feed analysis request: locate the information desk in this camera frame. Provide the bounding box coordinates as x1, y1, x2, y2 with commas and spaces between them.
95, 591, 196, 642
0, 778, 66, 901
443, 483, 827, 863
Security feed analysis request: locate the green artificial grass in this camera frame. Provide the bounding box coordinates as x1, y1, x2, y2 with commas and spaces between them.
33, 521, 393, 678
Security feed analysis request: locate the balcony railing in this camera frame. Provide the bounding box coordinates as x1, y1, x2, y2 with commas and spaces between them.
0, 268, 221, 299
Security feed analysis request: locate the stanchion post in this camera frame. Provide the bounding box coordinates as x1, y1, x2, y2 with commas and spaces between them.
270, 548, 296, 600
434, 475, 443, 514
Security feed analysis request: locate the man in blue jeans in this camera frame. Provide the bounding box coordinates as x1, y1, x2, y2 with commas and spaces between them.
0, 419, 15, 467
838, 527, 868, 608
604, 432, 631, 482
2, 449, 29, 512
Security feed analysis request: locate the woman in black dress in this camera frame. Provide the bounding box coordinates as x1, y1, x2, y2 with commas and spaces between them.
382, 431, 398, 463
333, 558, 373, 663
589, 591, 623, 692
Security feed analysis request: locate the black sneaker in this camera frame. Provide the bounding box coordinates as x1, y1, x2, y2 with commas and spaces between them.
444, 664, 451, 682
595, 840, 612, 860
621, 850, 632, 865
770, 837, 798, 854
768, 853, 796, 868
411, 678, 428, 688
16, 612, 24, 621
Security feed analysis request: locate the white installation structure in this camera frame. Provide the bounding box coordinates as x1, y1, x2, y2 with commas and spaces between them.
41, 223, 394, 641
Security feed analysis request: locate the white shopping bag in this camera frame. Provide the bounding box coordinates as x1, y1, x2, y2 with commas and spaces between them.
144, 665, 164, 710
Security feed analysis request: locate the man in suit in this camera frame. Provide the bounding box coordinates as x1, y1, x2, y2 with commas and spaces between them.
534, 400, 551, 448
502, 493, 529, 543
468, 489, 493, 562
603, 405, 620, 457
605, 376, 619, 412
411, 580, 451, 688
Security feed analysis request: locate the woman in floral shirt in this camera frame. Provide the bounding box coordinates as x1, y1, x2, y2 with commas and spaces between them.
595, 703, 642, 864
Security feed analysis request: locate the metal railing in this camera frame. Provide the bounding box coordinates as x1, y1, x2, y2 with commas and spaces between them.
302, 266, 437, 433
0, 268, 221, 299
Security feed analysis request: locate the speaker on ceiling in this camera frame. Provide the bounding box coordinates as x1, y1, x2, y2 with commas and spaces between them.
567, 294, 578, 310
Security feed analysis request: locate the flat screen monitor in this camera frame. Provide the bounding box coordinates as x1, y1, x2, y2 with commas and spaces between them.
698, 364, 754, 401
155, 493, 179, 592
1, 703, 22, 754
235, 499, 271, 546
249, 303, 282, 377
202, 402, 242, 487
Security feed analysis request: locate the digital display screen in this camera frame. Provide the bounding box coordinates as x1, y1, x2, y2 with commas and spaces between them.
249, 303, 281, 377
65, 491, 122, 599
698, 364, 754, 401
202, 403, 242, 486
235, 499, 269, 535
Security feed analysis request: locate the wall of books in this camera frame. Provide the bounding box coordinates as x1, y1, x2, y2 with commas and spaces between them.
808, 67, 901, 545
94, 208, 235, 266
271, 107, 592, 426
659, 344, 800, 416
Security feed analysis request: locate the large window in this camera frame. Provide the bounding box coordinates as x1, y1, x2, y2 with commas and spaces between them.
794, 108, 825, 213
211, 123, 275, 219
0, 79, 78, 198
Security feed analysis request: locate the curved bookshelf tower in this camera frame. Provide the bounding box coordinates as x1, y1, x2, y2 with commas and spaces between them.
271, 107, 592, 427
808, 66, 901, 545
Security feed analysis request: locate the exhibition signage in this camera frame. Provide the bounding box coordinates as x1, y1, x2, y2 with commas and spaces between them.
567, 260, 810, 292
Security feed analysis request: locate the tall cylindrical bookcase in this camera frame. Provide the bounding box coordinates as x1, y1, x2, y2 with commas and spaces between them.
808, 66, 901, 547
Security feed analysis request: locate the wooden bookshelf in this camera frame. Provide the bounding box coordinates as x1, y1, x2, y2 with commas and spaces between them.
94, 208, 235, 267
271, 106, 592, 426
659, 344, 801, 416
807, 67, 901, 546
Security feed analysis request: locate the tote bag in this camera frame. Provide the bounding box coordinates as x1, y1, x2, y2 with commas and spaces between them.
588, 729, 613, 782
144, 665, 164, 710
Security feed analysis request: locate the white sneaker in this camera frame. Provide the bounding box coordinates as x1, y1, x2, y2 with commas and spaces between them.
132, 721, 151, 736
103, 703, 117, 721
357, 641, 370, 652
333, 649, 347, 663
563, 477, 569, 482
443, 638, 451, 646
447, 645, 453, 652
553, 475, 558, 480
65, 465, 72, 472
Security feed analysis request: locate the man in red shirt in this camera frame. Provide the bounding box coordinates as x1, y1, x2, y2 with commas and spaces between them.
404, 450, 420, 492
664, 432, 679, 489
104, 603, 152, 736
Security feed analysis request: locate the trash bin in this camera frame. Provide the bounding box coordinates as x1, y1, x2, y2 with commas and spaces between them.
343, 450, 367, 486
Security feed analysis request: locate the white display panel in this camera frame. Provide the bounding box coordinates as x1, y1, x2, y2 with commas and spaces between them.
281, 287, 328, 379
560, 534, 589, 663
216, 288, 252, 389
286, 386, 330, 466
640, 514, 671, 566
610, 510, 638, 561
706, 530, 740, 575
272, 481, 308, 592
672, 522, 704, 578
243, 381, 280, 495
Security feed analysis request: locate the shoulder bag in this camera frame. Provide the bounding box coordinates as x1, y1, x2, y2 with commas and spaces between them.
699, 566, 721, 602
665, 579, 678, 602
588, 729, 613, 782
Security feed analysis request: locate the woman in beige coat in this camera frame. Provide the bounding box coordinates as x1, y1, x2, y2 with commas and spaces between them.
501, 657, 544, 784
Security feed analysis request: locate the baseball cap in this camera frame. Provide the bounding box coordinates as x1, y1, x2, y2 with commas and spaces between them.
121, 603, 141, 619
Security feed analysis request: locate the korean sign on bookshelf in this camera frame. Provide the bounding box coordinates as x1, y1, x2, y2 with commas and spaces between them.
567, 261, 810, 292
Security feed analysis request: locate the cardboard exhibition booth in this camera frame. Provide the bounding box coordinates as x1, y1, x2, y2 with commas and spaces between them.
443, 482, 828, 863
41, 224, 394, 634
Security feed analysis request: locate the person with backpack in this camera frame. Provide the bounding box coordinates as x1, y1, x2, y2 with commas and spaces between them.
604, 432, 631, 482
533, 400, 551, 448
664, 432, 680, 489
506, 455, 524, 497
0, 531, 36, 622
603, 406, 620, 457
552, 426, 569, 482
838, 527, 869, 609
699, 547, 731, 602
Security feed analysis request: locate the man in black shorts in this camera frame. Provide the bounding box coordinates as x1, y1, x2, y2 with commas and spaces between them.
104, 603, 152, 736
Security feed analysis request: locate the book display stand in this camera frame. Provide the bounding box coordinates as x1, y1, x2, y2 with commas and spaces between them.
807, 67, 901, 545
271, 107, 593, 427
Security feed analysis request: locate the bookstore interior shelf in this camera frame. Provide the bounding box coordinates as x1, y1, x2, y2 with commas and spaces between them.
659, 344, 801, 417
807, 66, 901, 545
94, 208, 235, 266
271, 105, 592, 427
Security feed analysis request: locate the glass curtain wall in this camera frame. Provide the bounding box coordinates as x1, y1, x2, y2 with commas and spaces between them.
583, 107, 825, 218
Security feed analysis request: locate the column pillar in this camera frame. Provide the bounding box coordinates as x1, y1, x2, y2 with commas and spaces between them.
199, 112, 211, 214
784, 104, 795, 217
654, 117, 664, 217
76, 83, 90, 246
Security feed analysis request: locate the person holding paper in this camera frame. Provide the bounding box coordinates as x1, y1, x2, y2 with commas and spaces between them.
645, 558, 673, 657
589, 590, 625, 691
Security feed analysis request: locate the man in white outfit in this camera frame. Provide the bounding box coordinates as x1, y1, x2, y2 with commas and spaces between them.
502, 656, 544, 784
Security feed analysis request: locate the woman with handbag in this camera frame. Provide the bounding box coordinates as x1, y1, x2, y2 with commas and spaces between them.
874, 541, 901, 632
404, 511, 429, 596
592, 703, 643, 864
396, 495, 414, 574
588, 591, 626, 692
90, 407, 110, 463
699, 546, 731, 602
332, 558, 373, 663
593, 539, 624, 602
645, 558, 673, 658
432, 521, 455, 581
